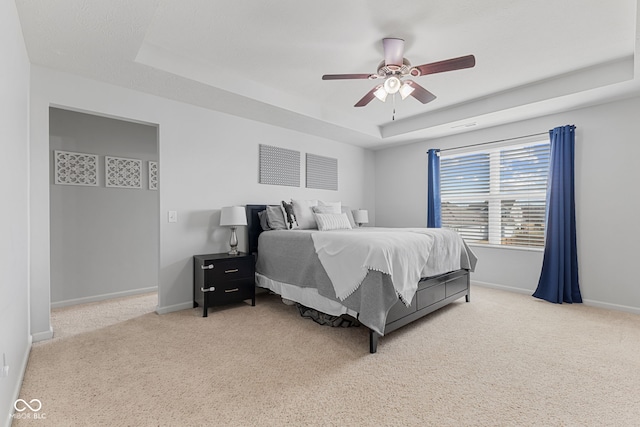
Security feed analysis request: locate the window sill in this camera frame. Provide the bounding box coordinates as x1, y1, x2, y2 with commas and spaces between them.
467, 243, 544, 253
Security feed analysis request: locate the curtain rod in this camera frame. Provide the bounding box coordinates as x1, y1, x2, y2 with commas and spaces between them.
439, 131, 548, 152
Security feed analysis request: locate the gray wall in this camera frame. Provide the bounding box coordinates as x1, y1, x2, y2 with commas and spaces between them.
375, 95, 640, 313
49, 108, 159, 306
0, 1, 31, 424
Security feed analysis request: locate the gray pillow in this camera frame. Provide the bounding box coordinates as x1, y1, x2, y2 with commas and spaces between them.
341, 206, 357, 228
258, 210, 271, 231
265, 205, 287, 230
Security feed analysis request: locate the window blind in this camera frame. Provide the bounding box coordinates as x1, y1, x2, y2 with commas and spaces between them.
440, 141, 550, 248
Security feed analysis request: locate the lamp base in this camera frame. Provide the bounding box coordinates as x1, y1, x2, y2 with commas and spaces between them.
228, 227, 239, 255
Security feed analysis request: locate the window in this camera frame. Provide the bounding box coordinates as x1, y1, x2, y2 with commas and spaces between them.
440, 140, 550, 248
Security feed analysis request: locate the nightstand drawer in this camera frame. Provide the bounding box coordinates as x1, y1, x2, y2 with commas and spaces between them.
209, 279, 255, 305
202, 257, 254, 282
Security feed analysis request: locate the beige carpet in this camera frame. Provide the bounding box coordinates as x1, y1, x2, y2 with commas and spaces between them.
13, 287, 640, 427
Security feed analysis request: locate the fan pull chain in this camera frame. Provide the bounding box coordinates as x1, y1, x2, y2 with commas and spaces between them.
392, 94, 396, 121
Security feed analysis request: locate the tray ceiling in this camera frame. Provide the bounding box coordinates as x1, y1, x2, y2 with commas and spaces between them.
15, 0, 640, 149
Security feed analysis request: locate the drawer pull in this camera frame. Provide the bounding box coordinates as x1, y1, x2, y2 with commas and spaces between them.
201, 287, 215, 293
225, 269, 239, 274
224, 288, 239, 293
201, 265, 214, 270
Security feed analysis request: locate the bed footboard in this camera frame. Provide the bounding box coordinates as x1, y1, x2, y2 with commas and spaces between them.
369, 269, 470, 353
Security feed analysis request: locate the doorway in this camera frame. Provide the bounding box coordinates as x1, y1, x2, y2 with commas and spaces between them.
49, 108, 159, 309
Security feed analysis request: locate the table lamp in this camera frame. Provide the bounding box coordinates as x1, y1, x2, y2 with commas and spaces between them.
352, 209, 369, 227
220, 206, 247, 255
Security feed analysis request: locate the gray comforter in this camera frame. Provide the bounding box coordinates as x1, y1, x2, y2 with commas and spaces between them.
255, 229, 476, 335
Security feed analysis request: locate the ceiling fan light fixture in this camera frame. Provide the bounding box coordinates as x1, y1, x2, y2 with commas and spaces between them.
321, 37, 475, 108
373, 85, 388, 102
383, 76, 401, 94
399, 81, 415, 100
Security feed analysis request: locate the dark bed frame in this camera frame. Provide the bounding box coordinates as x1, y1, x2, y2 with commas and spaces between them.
246, 204, 471, 353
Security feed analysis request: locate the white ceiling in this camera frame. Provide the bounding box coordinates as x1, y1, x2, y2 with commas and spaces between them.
15, 0, 640, 149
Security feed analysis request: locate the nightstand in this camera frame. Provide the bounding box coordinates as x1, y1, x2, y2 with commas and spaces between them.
193, 252, 256, 317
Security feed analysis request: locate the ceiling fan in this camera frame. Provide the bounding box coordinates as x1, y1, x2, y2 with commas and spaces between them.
322, 38, 476, 108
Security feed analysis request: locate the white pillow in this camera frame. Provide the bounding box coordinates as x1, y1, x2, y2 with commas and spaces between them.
312, 205, 339, 214
317, 200, 342, 214
291, 199, 318, 229
314, 213, 353, 231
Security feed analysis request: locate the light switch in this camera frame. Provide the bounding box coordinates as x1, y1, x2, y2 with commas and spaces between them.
1, 353, 7, 378
168, 211, 177, 223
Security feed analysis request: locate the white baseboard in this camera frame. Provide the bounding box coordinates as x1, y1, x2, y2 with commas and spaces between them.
581, 299, 640, 315
31, 326, 53, 343
51, 287, 157, 309
155, 301, 194, 315
4, 335, 32, 427
472, 281, 640, 314
472, 280, 534, 295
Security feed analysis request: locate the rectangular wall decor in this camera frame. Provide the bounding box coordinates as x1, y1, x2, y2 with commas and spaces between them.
54, 150, 99, 186
306, 153, 338, 191
105, 156, 142, 189
259, 144, 300, 187
148, 161, 158, 190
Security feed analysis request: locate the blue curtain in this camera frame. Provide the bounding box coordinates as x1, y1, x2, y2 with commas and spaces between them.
533, 125, 582, 304
427, 149, 441, 228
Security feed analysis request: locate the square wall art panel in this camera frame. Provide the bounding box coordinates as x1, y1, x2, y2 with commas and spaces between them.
54, 150, 99, 186
306, 153, 338, 191
259, 144, 300, 187
105, 156, 142, 189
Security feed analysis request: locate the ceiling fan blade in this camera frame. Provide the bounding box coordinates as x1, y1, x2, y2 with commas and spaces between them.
354, 86, 380, 107
406, 81, 437, 104
414, 54, 476, 76
383, 38, 405, 66
322, 73, 373, 80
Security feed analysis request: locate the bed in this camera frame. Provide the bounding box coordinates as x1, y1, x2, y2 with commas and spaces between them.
247, 204, 477, 353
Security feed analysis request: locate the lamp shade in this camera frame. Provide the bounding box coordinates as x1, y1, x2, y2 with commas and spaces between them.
220, 206, 247, 227
352, 209, 369, 225
373, 85, 388, 102
399, 81, 415, 100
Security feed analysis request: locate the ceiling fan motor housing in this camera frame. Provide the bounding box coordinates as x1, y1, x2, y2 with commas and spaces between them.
376, 59, 415, 78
